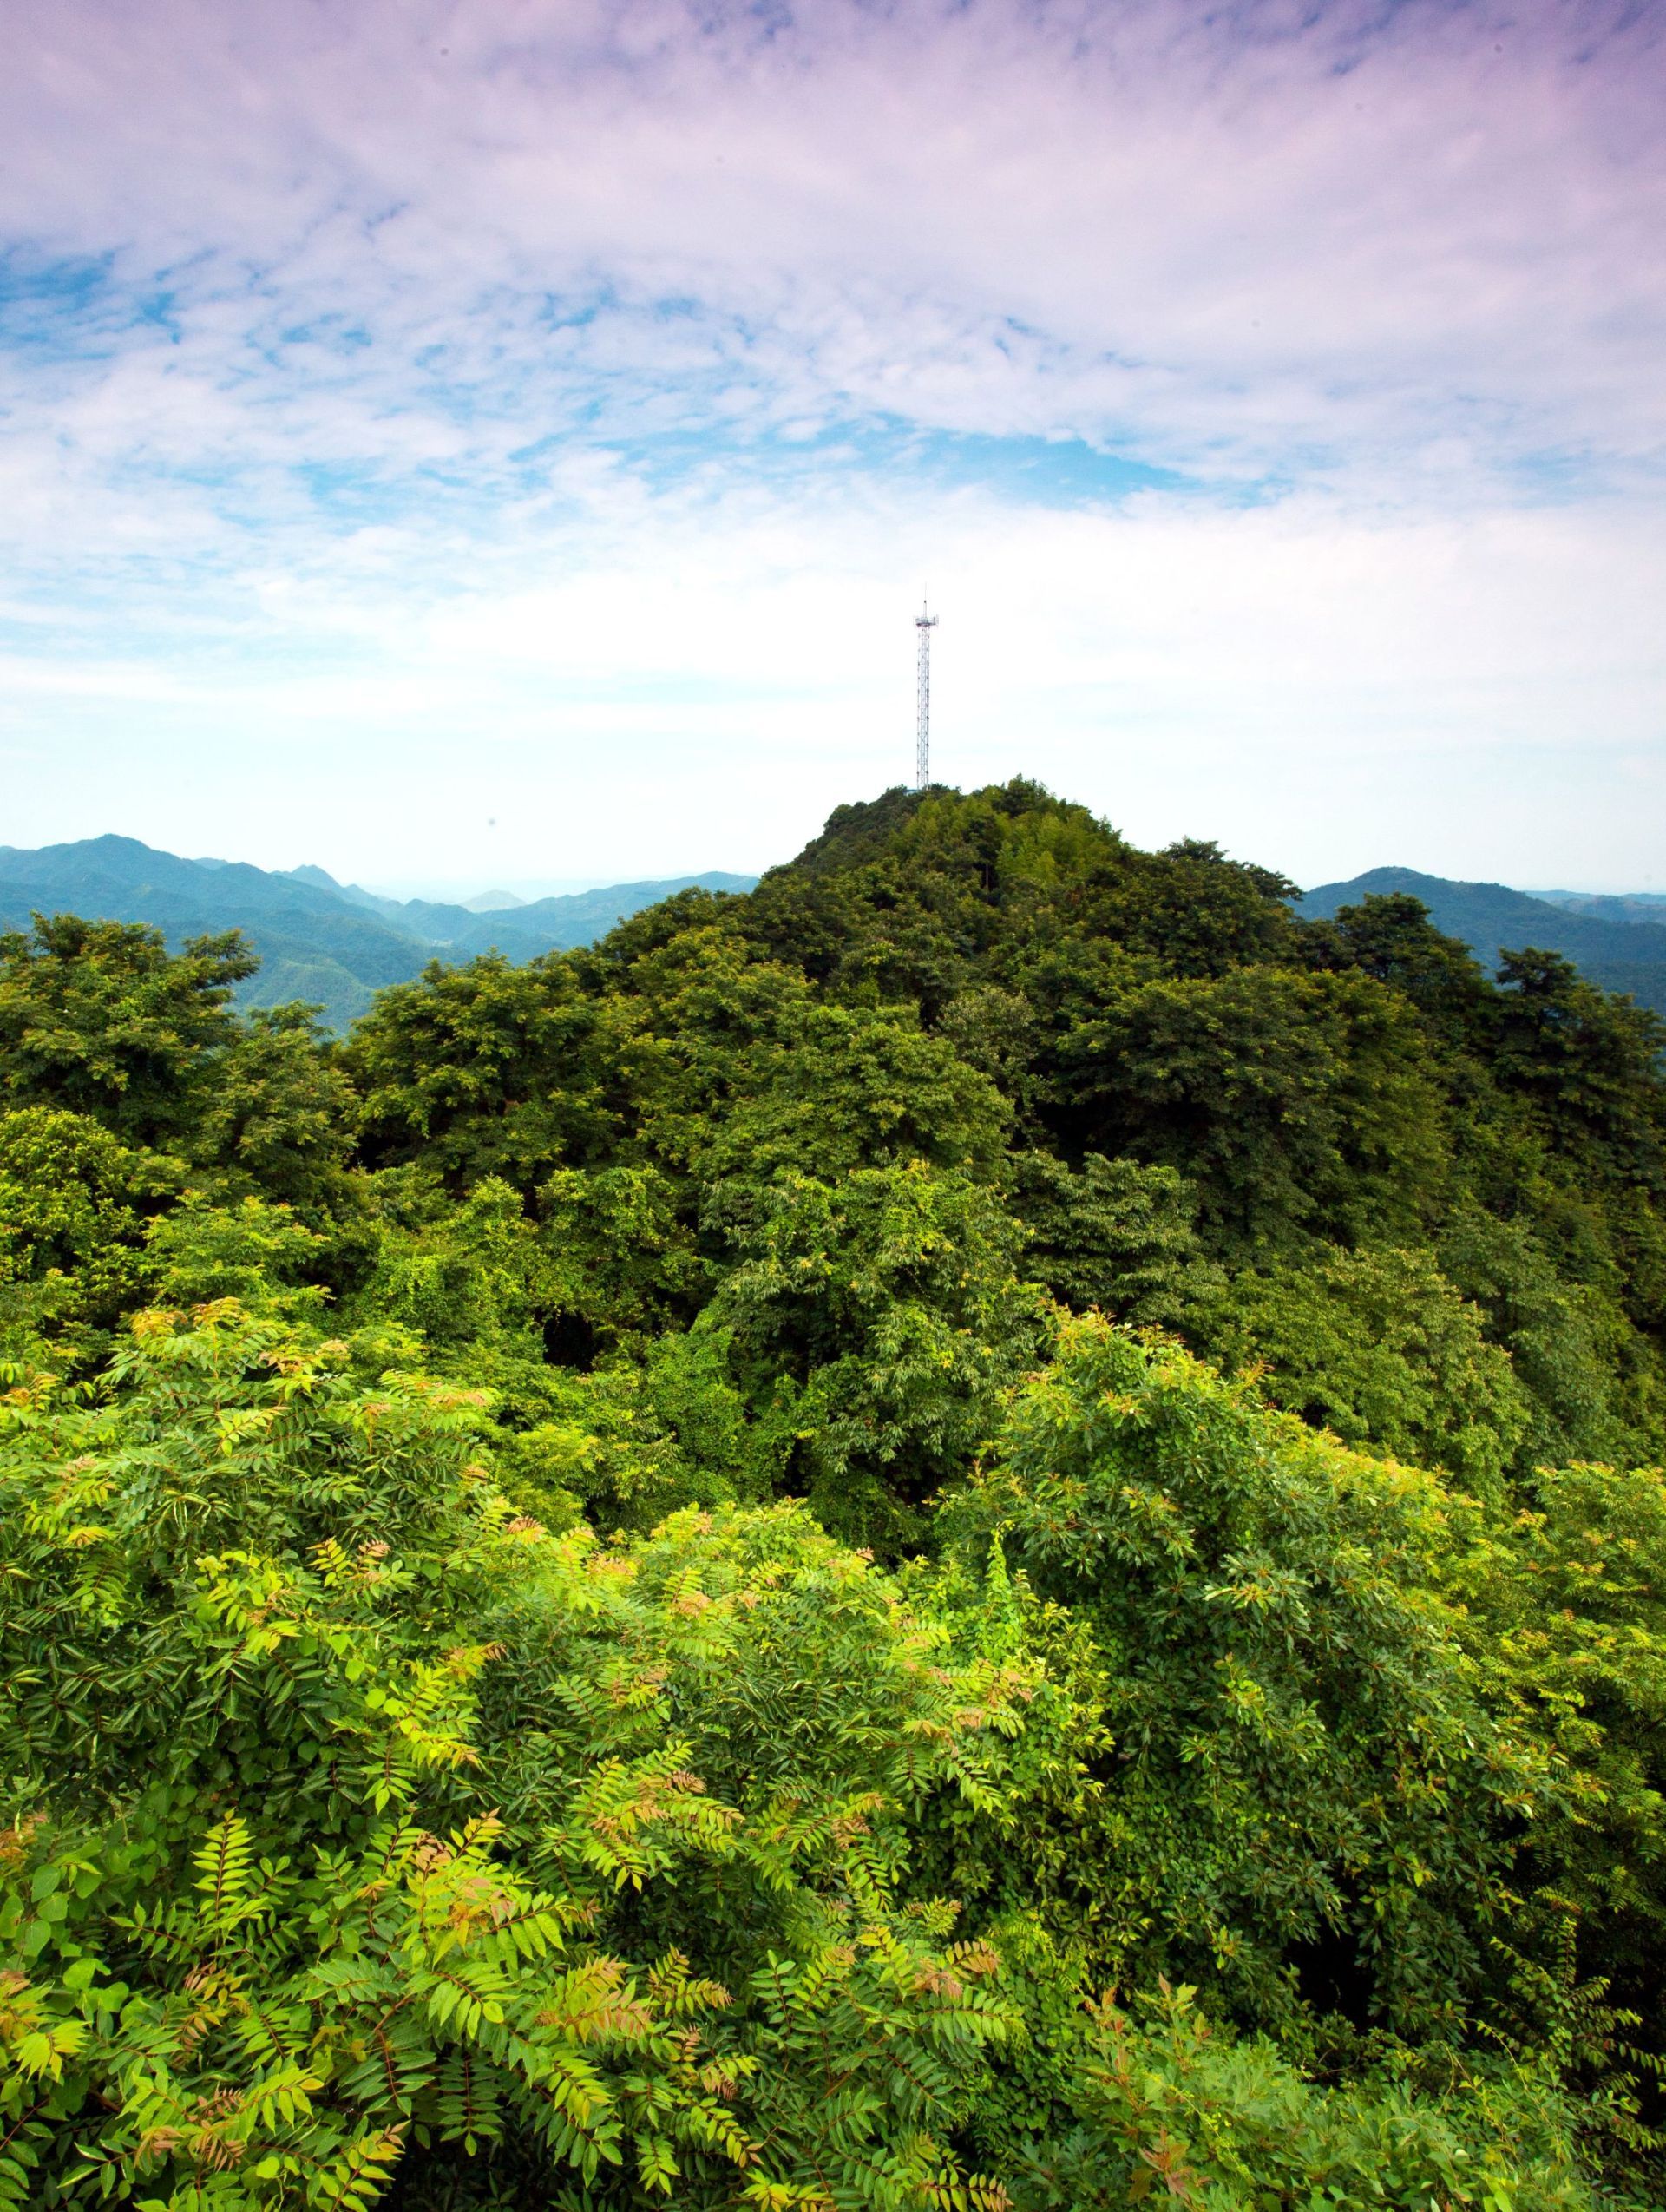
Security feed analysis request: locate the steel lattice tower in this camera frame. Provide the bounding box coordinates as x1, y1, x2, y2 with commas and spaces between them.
915, 600, 938, 791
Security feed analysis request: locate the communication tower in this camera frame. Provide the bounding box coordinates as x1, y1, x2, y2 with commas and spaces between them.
915, 598, 938, 791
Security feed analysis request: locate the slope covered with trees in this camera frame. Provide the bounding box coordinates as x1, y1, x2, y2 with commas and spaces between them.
3, 780, 1666, 2210
1304, 864, 1666, 1017
0, 838, 757, 1032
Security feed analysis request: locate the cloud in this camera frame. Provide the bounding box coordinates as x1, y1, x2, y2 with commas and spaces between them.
0, 0, 1663, 884
8, 0, 1663, 479
3, 465, 1661, 891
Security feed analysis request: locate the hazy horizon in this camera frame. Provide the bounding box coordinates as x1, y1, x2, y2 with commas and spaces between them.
3, 811, 1662, 909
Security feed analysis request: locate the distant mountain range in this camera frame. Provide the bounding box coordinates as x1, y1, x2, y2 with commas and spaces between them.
0, 837, 757, 1032
1302, 868, 1666, 1017
6, 834, 1663, 1034
1531, 889, 1666, 925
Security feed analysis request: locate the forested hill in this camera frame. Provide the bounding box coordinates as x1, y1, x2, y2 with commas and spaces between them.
1305, 863, 1666, 1014
0, 835, 756, 1030
4, 778, 1666, 2209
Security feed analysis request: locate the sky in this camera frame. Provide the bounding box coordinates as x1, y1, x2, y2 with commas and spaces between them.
3, 0, 1663, 893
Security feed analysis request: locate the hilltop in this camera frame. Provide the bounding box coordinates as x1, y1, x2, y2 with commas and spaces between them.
3, 778, 1666, 2209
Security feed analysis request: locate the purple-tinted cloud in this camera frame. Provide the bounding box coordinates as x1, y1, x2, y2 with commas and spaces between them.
1, 1, 1663, 886
5, 0, 1663, 485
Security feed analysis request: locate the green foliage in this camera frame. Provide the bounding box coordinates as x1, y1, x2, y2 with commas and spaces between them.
1455, 1460, 1666, 2058
704, 1161, 1047, 1549
0, 1301, 1025, 2210
1098, 837, 1303, 980
538, 1164, 705, 1347
1305, 890, 1491, 1043
697, 1001, 1013, 1185
350, 1174, 551, 1355
6, 779, 1666, 2205
1491, 948, 1666, 1190
187, 1004, 360, 1215
1007, 1150, 1225, 1328
1205, 1244, 1530, 1494
0, 916, 255, 1146
1020, 1981, 1597, 2212
147, 1191, 333, 1316
1064, 967, 1447, 1253
0, 1108, 174, 1357
347, 952, 615, 1188
941, 1316, 1561, 2037
1439, 1208, 1661, 1470
499, 1325, 783, 1534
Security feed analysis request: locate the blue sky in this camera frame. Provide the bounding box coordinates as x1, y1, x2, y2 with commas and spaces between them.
2, 0, 1663, 890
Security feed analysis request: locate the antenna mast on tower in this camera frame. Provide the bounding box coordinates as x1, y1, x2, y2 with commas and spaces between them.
915, 598, 938, 791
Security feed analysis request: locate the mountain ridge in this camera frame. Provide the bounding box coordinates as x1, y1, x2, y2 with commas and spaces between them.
9, 830, 1664, 1034
1302, 864, 1666, 1015
0, 836, 758, 1032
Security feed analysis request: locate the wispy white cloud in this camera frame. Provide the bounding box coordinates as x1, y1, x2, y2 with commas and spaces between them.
1, 0, 1663, 883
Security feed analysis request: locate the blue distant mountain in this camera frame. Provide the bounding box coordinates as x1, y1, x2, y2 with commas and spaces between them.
0, 837, 757, 1032
1531, 889, 1666, 926
1301, 867, 1666, 1017
13, 836, 1659, 1034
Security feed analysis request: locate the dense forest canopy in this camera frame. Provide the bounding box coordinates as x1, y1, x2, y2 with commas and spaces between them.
3, 779, 1666, 2209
